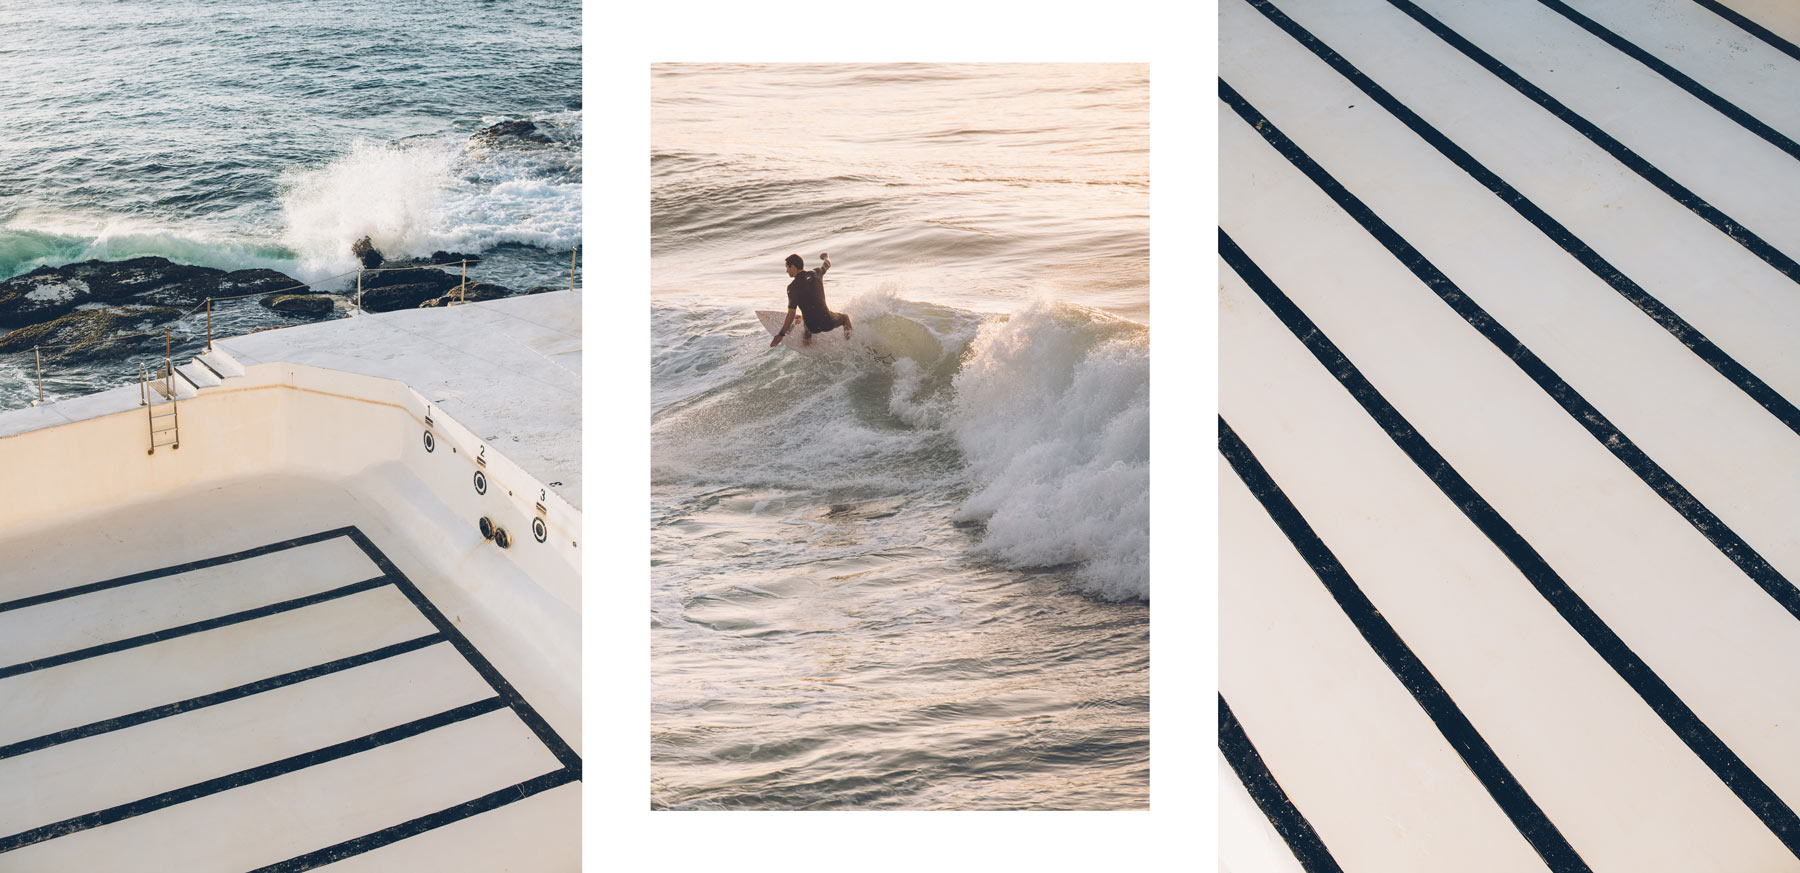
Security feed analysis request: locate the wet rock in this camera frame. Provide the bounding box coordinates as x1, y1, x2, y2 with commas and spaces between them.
474, 119, 551, 146
260, 294, 336, 316
524, 285, 560, 295
0, 305, 181, 359
351, 236, 384, 269
423, 282, 511, 307
221, 269, 302, 296
357, 268, 457, 312
0, 258, 308, 327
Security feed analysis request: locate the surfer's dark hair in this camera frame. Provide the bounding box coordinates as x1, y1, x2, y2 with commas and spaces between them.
785, 253, 804, 270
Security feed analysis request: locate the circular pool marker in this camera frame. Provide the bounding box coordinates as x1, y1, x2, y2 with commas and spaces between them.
423, 431, 435, 453
474, 470, 487, 495
532, 517, 548, 543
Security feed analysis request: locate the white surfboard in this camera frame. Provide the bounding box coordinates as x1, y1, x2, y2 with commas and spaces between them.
758, 310, 852, 359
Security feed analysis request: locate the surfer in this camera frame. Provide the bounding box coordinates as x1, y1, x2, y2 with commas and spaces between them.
771, 252, 852, 347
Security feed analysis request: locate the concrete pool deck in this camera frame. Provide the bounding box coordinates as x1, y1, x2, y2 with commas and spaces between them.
1220, 1, 1800, 870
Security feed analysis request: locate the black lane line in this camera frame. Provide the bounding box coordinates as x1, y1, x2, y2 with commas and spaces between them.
0, 634, 446, 763
1534, 0, 1800, 162
1375, 0, 1800, 286
1219, 421, 1586, 871
342, 528, 581, 776
1219, 228, 1800, 857
0, 575, 392, 682
1691, 0, 1800, 65
0, 696, 507, 854
249, 767, 580, 873
0, 527, 358, 615
1242, 0, 1800, 441
1219, 77, 1800, 628
1217, 694, 1347, 873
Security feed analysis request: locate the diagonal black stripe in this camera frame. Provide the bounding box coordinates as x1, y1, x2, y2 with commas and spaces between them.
1690, 0, 1800, 65
1218, 74, 1800, 629
247, 767, 579, 872
1217, 694, 1347, 873
340, 528, 580, 776
1533, 0, 1800, 162
0, 528, 358, 615
1219, 420, 1588, 872
0, 697, 507, 854
1240, 0, 1800, 441
0, 634, 447, 762
1219, 227, 1800, 857
0, 575, 393, 681
1375, 0, 1800, 286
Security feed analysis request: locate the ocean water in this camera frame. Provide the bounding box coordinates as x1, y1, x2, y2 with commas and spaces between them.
651, 64, 1149, 809
0, 0, 581, 409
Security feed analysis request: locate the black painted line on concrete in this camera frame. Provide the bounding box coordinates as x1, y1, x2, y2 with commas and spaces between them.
1219, 419, 1586, 872
1534, 0, 1800, 162
342, 528, 581, 777
0, 527, 358, 615
0, 575, 392, 682
0, 697, 507, 854
1691, 0, 1800, 65
1376, 0, 1800, 285
1220, 77, 1800, 629
1219, 228, 1800, 858
1217, 694, 1347, 873
248, 767, 580, 873
0, 634, 447, 763
1242, 0, 1800, 442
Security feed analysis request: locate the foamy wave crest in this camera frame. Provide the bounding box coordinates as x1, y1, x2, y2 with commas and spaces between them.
278, 140, 458, 282
951, 302, 1149, 600
436, 177, 582, 253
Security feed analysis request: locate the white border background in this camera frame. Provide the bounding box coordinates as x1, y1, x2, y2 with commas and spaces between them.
588, 2, 1219, 867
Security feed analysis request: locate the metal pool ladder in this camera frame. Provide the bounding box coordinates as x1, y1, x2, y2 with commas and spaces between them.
144, 332, 180, 455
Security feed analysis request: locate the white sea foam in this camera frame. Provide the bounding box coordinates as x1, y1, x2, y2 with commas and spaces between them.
278, 125, 583, 283
278, 140, 459, 281
950, 302, 1149, 600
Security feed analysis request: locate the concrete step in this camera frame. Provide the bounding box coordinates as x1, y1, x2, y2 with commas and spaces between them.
176, 362, 221, 390
197, 348, 246, 380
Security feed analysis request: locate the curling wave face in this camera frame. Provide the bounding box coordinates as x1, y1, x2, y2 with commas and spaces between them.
652, 291, 1148, 601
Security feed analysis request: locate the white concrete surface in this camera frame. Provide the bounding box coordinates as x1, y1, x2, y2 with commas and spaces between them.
215, 291, 582, 509
1222, 0, 1800, 869
0, 293, 583, 871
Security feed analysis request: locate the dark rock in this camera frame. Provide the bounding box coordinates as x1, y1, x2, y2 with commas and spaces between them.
0, 257, 284, 326
424, 282, 511, 307
523, 285, 560, 295
356, 267, 457, 312
474, 119, 551, 146
260, 294, 336, 316
0, 305, 181, 359
222, 269, 303, 296
360, 282, 448, 313
429, 251, 482, 265
351, 236, 384, 269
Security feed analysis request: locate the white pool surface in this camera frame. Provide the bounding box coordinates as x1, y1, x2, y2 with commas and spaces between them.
0, 295, 581, 871
1220, 1, 1800, 871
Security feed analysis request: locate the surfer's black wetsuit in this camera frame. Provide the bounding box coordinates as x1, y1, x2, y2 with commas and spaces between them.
786, 260, 847, 333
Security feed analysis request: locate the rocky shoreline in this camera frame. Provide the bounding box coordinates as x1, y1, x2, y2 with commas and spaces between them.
0, 255, 541, 360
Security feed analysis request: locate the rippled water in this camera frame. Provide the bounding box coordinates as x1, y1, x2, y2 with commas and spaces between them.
0, 0, 581, 409
651, 64, 1149, 810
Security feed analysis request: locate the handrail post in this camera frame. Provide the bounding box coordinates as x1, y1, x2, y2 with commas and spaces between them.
356, 268, 364, 314
205, 298, 213, 352
460, 259, 467, 305
140, 363, 148, 406
34, 346, 42, 404
570, 245, 578, 293
164, 328, 172, 395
